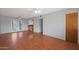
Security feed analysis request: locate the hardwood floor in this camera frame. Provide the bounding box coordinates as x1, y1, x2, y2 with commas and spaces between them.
0, 31, 79, 50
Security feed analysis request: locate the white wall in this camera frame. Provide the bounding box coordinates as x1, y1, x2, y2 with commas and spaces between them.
28, 19, 33, 25
23, 19, 28, 31
43, 11, 65, 39
43, 8, 79, 43
33, 17, 41, 33
0, 16, 13, 33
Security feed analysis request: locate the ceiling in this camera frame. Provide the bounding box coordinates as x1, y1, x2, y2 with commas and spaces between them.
0, 8, 66, 19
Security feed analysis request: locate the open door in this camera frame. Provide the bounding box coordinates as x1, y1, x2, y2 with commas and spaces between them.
40, 18, 43, 34
66, 12, 78, 44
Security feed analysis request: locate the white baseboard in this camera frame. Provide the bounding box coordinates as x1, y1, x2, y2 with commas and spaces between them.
43, 33, 65, 40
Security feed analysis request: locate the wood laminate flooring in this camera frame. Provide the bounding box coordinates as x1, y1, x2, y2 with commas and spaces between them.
0, 31, 79, 50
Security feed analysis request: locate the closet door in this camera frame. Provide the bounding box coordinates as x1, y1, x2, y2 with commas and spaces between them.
66, 12, 78, 44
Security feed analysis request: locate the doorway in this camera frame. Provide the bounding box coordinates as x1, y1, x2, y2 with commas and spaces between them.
28, 25, 33, 32
40, 18, 43, 34
66, 12, 78, 44
28, 19, 34, 32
